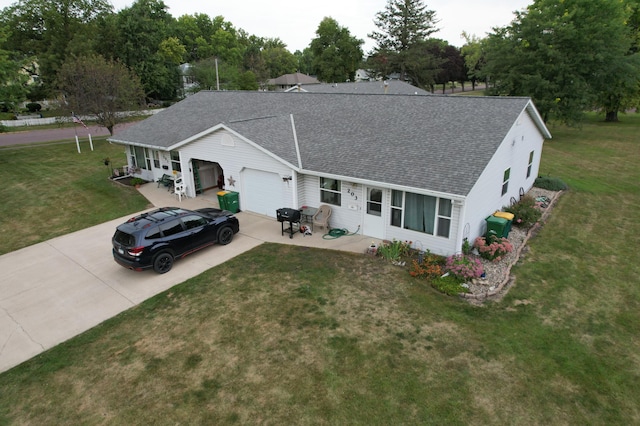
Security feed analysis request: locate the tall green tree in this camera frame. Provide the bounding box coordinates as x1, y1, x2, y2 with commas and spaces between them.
460, 32, 486, 91
57, 55, 145, 135
309, 17, 363, 82
261, 38, 297, 79
482, 0, 638, 124
0, 0, 113, 96
109, 0, 179, 100
368, 0, 439, 81
0, 29, 29, 111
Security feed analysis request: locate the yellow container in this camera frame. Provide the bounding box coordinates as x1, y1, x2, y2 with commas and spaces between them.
494, 211, 515, 221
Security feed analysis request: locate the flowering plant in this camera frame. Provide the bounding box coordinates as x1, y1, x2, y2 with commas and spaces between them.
444, 254, 484, 281
474, 235, 514, 262
409, 259, 443, 280
377, 239, 412, 261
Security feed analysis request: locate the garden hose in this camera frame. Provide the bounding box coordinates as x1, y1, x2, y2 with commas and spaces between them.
322, 226, 360, 239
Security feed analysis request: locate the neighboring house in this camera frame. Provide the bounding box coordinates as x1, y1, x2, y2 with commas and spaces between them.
267, 72, 320, 90
354, 69, 372, 82
178, 63, 197, 98
285, 80, 431, 95
108, 91, 551, 256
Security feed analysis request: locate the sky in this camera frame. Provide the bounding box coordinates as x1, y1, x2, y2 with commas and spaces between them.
0, 0, 533, 52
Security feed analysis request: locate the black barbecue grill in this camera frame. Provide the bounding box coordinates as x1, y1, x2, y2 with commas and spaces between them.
276, 208, 301, 238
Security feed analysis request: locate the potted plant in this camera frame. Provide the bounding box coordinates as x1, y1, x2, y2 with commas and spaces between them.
130, 177, 146, 188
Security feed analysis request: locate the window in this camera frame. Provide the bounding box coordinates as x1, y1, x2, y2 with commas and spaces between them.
170, 151, 181, 172
437, 199, 452, 238
526, 151, 534, 178
367, 188, 382, 216
152, 150, 160, 168
320, 177, 341, 206
182, 215, 207, 230
390, 190, 403, 227
146, 227, 162, 240
144, 148, 153, 170
159, 219, 184, 237
130, 146, 149, 170
502, 168, 511, 196
390, 190, 452, 238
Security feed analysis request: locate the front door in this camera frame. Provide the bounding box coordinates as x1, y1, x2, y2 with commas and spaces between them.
363, 187, 385, 239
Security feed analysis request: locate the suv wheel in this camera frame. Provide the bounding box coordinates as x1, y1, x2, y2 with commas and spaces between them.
153, 252, 174, 274
217, 226, 234, 245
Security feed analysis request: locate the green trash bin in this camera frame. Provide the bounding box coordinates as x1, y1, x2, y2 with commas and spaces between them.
224, 191, 240, 213
485, 215, 508, 239
493, 211, 514, 237
217, 191, 229, 210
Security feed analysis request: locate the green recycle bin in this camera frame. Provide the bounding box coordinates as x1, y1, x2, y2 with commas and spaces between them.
224, 191, 240, 213
485, 215, 508, 239
493, 211, 514, 237
217, 191, 229, 210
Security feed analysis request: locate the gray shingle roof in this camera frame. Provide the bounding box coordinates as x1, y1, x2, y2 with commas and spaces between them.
288, 80, 431, 95
110, 91, 544, 196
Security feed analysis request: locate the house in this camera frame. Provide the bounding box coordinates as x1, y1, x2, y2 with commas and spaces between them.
178, 63, 197, 98
285, 80, 431, 95
108, 91, 551, 256
267, 72, 320, 91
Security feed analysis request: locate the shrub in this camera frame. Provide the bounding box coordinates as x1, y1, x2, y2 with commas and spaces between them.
377, 239, 411, 261
505, 195, 541, 228
431, 274, 469, 295
535, 175, 568, 191
409, 251, 444, 280
444, 254, 484, 281
461, 238, 471, 255
474, 235, 513, 262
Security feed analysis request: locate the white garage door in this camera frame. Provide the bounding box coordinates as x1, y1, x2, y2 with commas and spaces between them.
242, 169, 284, 218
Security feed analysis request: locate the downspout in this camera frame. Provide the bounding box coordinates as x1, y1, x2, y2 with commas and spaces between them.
454, 198, 467, 253
291, 114, 302, 208
291, 114, 302, 169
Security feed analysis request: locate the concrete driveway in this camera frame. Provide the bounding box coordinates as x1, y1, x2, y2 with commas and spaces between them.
0, 183, 376, 373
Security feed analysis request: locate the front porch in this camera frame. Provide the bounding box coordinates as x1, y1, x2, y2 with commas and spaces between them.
136, 183, 380, 254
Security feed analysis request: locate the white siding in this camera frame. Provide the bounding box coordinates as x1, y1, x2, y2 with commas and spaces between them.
297, 176, 460, 255
178, 129, 295, 215
463, 110, 546, 244
381, 189, 460, 256
298, 176, 363, 234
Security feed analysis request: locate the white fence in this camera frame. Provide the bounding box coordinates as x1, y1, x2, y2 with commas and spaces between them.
0, 109, 163, 128
1, 117, 57, 127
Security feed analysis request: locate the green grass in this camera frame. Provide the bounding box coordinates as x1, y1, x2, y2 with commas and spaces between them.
0, 138, 150, 254
0, 114, 639, 424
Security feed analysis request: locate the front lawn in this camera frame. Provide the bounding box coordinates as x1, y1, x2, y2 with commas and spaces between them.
0, 114, 639, 424
0, 138, 149, 255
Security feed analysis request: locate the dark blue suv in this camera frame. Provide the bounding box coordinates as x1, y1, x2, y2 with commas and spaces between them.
112, 207, 240, 274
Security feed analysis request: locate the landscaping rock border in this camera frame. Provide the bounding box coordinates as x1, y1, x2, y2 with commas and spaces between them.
460, 187, 562, 303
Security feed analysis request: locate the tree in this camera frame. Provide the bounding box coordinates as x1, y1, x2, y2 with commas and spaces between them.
482, 0, 639, 124
108, 0, 178, 100
0, 29, 29, 110
309, 17, 363, 82
57, 55, 145, 135
460, 32, 486, 91
0, 0, 113, 96
261, 39, 298, 78
368, 0, 439, 81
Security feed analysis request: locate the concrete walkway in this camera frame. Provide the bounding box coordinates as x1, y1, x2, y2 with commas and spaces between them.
0, 183, 376, 373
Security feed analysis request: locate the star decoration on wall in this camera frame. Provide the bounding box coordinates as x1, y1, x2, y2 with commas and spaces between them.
227, 176, 236, 187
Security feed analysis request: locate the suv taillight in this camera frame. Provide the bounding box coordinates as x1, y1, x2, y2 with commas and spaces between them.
128, 246, 145, 257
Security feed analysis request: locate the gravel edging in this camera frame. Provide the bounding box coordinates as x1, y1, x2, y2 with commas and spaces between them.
459, 188, 563, 303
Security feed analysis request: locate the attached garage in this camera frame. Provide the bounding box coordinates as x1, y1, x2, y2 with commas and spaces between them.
241, 168, 285, 218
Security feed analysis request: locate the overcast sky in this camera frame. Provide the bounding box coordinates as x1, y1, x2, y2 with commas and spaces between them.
1, 0, 532, 52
